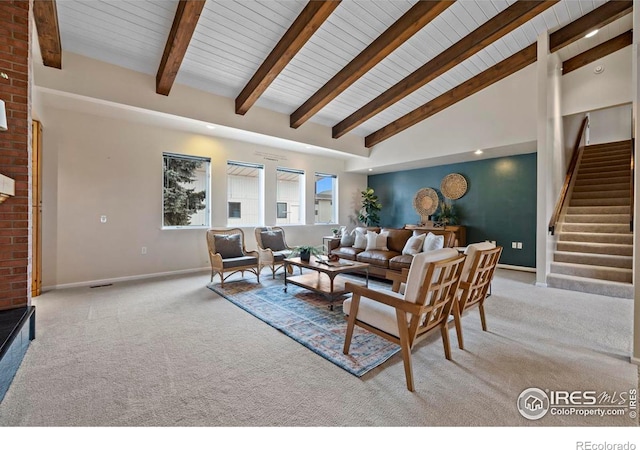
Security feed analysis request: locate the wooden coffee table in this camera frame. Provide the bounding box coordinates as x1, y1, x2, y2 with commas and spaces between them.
283, 256, 370, 310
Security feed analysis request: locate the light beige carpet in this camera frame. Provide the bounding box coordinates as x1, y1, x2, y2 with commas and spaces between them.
0, 269, 636, 427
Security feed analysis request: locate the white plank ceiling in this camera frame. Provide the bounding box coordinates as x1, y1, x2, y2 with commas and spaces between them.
53, 0, 633, 139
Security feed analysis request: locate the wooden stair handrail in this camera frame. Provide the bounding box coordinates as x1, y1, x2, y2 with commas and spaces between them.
631, 137, 634, 232
549, 116, 589, 235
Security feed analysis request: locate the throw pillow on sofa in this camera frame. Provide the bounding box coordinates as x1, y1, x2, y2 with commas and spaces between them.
402, 233, 426, 255
365, 230, 389, 251
423, 232, 444, 252
340, 229, 355, 247
353, 230, 367, 249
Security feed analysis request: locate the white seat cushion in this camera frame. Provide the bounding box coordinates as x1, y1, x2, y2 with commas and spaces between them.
404, 248, 458, 303
343, 247, 459, 337
461, 242, 496, 281
343, 292, 406, 338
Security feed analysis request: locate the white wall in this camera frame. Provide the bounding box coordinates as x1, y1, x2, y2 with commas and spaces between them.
536, 35, 564, 286
562, 47, 632, 117
563, 112, 587, 160
347, 64, 539, 172
40, 105, 366, 288
35, 52, 368, 158
588, 103, 632, 145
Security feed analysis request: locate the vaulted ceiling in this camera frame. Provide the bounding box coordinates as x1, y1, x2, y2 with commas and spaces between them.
33, 0, 634, 149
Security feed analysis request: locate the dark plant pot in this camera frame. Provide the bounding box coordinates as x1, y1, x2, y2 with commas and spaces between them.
300, 249, 311, 262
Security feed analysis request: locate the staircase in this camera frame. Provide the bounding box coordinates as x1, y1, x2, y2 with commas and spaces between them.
547, 140, 633, 299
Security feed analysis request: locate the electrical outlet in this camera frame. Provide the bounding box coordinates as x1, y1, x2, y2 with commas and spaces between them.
141, 247, 147, 255
517, 242, 523, 249
100, 215, 107, 223
512, 242, 517, 249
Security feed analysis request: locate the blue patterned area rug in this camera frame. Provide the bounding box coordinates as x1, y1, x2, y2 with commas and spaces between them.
207, 275, 400, 377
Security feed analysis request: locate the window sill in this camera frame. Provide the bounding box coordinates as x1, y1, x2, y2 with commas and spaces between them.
162, 226, 209, 230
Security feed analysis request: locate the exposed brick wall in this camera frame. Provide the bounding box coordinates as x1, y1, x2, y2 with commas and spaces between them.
0, 1, 32, 310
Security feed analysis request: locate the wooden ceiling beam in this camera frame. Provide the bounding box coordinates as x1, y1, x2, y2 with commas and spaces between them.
365, 45, 537, 148
156, 0, 206, 96
549, 0, 632, 53
562, 30, 632, 75
332, 0, 557, 139
33, 0, 62, 69
289, 0, 454, 129
363, 1, 634, 148
235, 1, 341, 116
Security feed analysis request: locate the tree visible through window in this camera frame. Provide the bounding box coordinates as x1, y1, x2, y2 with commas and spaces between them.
163, 153, 210, 227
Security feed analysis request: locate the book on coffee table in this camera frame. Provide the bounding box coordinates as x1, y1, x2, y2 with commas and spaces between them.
318, 260, 353, 267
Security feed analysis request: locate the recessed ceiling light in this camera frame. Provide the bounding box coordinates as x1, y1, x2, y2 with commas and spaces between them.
475, 149, 483, 155
368, 168, 373, 172
585, 29, 598, 38
206, 125, 216, 129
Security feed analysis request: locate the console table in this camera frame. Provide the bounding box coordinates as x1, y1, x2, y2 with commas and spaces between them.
404, 224, 466, 247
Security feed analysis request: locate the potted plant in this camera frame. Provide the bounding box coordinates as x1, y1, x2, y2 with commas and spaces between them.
290, 244, 325, 262
357, 187, 382, 227
435, 200, 458, 226
331, 227, 340, 238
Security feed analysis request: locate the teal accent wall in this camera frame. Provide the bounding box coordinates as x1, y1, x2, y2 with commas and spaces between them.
368, 153, 537, 267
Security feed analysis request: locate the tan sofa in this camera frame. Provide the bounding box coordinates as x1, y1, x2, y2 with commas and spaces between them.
329, 227, 456, 278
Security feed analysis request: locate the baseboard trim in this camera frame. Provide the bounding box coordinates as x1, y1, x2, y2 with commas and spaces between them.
497, 264, 536, 273
43, 267, 210, 291
44, 264, 535, 290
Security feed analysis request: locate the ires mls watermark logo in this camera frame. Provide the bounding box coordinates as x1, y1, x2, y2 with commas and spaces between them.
517, 387, 637, 420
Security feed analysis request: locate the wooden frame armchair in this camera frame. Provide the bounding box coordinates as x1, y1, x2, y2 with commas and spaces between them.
452, 244, 503, 350
254, 227, 296, 278
387, 268, 409, 293
206, 228, 260, 288
343, 248, 465, 392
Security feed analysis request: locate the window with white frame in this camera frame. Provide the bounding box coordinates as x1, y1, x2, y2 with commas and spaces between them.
314, 172, 337, 224
228, 202, 241, 219
227, 161, 264, 226
163, 153, 210, 228
276, 167, 304, 225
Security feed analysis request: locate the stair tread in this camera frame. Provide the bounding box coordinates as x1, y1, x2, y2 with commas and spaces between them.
567, 206, 629, 211
553, 253, 632, 270
546, 273, 633, 299
547, 272, 633, 286
564, 214, 629, 220
554, 250, 632, 258
557, 241, 633, 248
574, 178, 630, 185
579, 164, 629, 170
551, 261, 631, 273
580, 158, 629, 164
559, 231, 632, 236
571, 190, 629, 197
